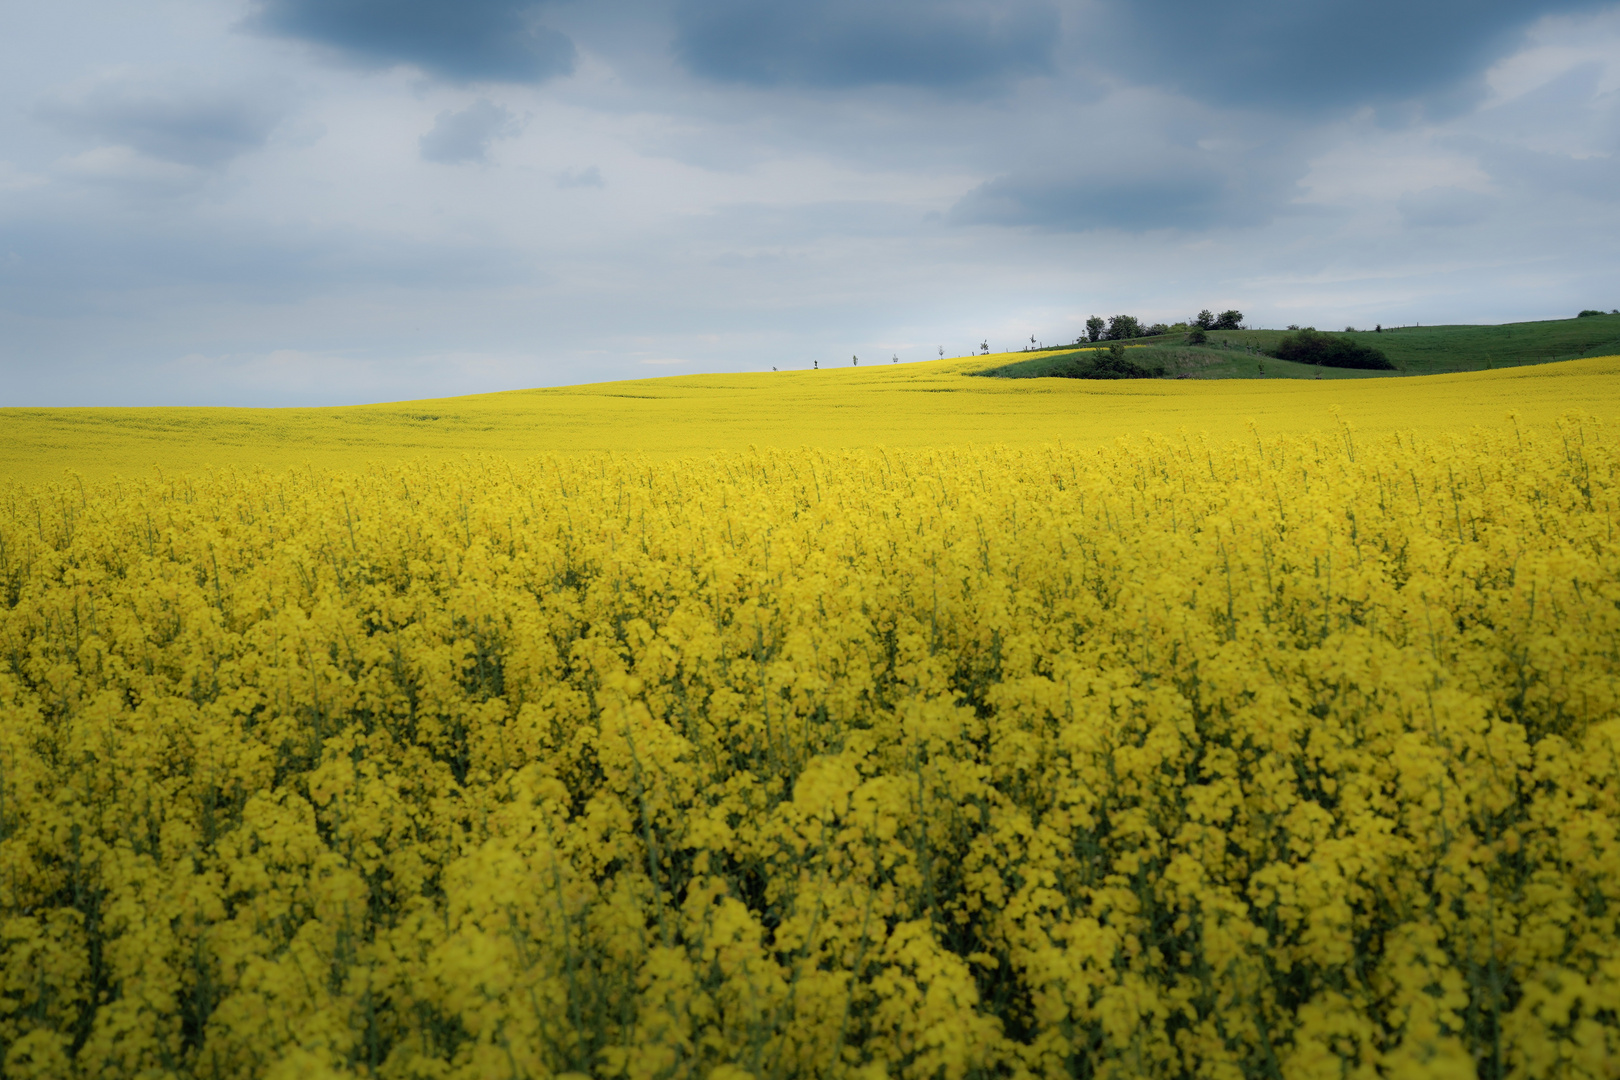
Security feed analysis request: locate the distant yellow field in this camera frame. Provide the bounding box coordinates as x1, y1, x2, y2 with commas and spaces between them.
4, 353, 1618, 484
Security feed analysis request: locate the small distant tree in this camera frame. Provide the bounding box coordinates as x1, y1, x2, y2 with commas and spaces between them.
1106, 315, 1142, 340
852, 355, 858, 365
1187, 328, 1208, 345
1578, 309, 1604, 318
892, 353, 898, 363
980, 340, 989, 354
1085, 316, 1106, 342
1194, 310, 1215, 330
1213, 309, 1243, 330
938, 346, 944, 358
1146, 323, 1170, 336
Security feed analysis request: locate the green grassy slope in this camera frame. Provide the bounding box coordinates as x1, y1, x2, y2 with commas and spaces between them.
981, 343, 1389, 381
1334, 314, 1620, 372
986, 313, 1620, 379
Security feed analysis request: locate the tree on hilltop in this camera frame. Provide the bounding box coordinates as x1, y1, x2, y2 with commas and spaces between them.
1105, 315, 1142, 340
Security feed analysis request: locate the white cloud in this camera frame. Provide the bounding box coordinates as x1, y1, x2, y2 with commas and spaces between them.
0, 161, 47, 191
1398, 186, 1497, 228
557, 164, 604, 188
1484, 6, 1620, 104
1293, 124, 1494, 210
58, 144, 205, 193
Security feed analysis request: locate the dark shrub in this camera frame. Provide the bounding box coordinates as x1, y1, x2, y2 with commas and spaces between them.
1213, 309, 1244, 330
1579, 309, 1605, 318
1187, 328, 1208, 345
1057, 347, 1161, 379
1269, 327, 1395, 370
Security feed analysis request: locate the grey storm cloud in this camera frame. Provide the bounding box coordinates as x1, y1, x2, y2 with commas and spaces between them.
1090, 0, 1614, 114
247, 0, 575, 83
419, 99, 524, 163
36, 77, 284, 166
672, 0, 1059, 89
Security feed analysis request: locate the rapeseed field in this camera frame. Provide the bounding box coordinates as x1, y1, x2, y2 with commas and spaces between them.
3, 386, 1617, 1077
5, 354, 1619, 485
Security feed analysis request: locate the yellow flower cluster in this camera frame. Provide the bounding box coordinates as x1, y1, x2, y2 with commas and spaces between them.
2, 417, 1617, 1079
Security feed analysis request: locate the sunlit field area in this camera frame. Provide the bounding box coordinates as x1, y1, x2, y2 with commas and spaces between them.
4, 354, 1620, 485
2, 358, 1619, 1078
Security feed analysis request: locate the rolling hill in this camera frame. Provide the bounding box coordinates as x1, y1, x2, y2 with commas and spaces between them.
984, 312, 1620, 379
3, 352, 1618, 486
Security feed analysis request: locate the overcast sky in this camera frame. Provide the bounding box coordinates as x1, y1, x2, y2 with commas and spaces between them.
3, 0, 1618, 405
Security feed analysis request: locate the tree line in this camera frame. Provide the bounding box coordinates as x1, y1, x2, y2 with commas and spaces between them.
1081, 309, 1243, 343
